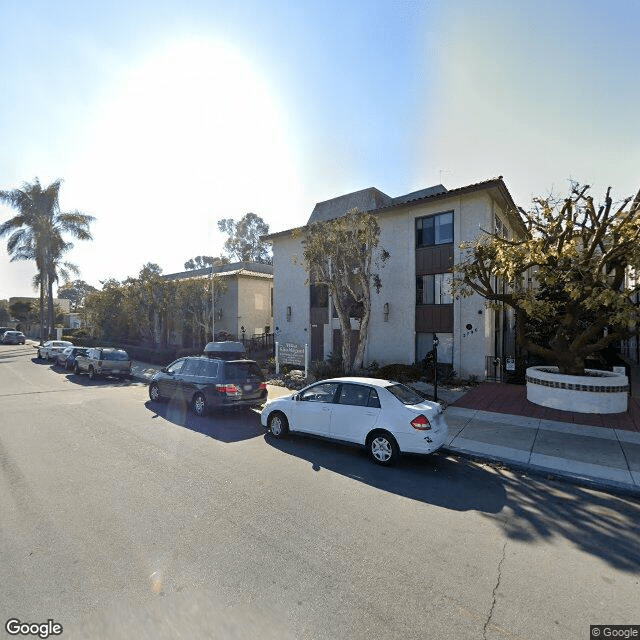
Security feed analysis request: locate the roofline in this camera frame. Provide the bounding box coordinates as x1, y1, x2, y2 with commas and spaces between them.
162, 260, 273, 281
164, 269, 273, 281
262, 226, 305, 242
263, 177, 528, 241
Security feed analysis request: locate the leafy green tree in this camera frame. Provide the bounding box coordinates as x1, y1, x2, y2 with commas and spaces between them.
174, 275, 228, 347
9, 300, 36, 325
85, 279, 130, 342
0, 178, 94, 342
57, 279, 98, 311
218, 212, 271, 263
0, 301, 10, 324
183, 255, 229, 271
300, 208, 389, 373
454, 183, 640, 375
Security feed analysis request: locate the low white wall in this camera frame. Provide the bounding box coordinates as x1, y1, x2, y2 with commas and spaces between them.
526, 366, 629, 414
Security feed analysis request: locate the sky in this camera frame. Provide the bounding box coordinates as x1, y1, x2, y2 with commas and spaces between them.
1, 0, 639, 299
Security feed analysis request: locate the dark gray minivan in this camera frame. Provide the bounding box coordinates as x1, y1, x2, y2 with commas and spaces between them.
148, 355, 267, 415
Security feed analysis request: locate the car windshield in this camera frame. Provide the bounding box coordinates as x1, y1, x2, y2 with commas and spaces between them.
386, 383, 427, 406
103, 350, 129, 361
225, 361, 263, 380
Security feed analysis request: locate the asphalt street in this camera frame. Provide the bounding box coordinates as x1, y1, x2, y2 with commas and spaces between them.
1, 344, 639, 639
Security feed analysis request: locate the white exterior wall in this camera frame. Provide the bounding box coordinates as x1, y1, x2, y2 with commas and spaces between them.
270, 189, 521, 379
365, 209, 419, 366
271, 233, 310, 351
453, 193, 494, 379
366, 192, 498, 377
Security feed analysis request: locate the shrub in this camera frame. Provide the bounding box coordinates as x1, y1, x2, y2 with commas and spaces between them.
420, 363, 455, 383
310, 352, 343, 380
62, 328, 94, 346
124, 346, 177, 366
375, 364, 423, 382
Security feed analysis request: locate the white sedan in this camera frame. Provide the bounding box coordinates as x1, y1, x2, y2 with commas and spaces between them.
261, 377, 448, 465
37, 340, 73, 361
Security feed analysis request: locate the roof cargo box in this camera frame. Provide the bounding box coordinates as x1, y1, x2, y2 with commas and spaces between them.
203, 341, 247, 360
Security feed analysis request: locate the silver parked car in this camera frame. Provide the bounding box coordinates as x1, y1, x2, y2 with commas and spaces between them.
56, 346, 90, 370
74, 347, 132, 380
37, 340, 73, 360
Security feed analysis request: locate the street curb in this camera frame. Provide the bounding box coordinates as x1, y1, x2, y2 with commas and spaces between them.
128, 364, 640, 497
443, 445, 640, 498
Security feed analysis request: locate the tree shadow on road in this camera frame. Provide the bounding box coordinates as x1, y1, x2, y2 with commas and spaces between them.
479, 465, 640, 573
144, 400, 264, 443
0, 347, 35, 361
265, 433, 640, 572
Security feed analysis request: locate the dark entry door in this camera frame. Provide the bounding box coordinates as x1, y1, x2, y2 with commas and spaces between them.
311, 324, 324, 361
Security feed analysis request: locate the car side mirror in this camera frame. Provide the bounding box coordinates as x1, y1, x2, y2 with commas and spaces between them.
161, 367, 168, 373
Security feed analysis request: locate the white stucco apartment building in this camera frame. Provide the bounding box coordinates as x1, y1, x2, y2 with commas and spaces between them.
265, 177, 527, 379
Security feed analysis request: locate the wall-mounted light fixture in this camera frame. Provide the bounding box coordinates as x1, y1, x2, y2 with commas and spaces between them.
286, 306, 292, 321
383, 302, 390, 322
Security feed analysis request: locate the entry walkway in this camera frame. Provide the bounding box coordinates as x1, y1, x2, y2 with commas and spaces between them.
446, 382, 640, 494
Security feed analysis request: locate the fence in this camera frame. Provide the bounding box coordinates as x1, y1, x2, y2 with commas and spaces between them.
243, 333, 275, 355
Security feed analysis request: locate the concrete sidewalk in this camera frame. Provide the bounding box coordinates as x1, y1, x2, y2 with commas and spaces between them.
130, 361, 640, 496
444, 406, 640, 496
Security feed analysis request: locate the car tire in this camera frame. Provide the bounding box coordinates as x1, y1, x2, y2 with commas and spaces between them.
367, 431, 399, 466
192, 393, 206, 417
268, 411, 289, 438
64, 361, 69, 371
74, 363, 81, 375
149, 383, 161, 402
88, 366, 97, 380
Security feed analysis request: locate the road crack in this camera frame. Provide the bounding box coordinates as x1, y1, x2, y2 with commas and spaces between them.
483, 540, 507, 640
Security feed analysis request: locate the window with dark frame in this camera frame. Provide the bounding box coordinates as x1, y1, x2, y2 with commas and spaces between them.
415, 211, 454, 247
415, 273, 453, 305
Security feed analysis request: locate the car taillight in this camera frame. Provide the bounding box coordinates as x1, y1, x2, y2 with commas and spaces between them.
260, 382, 267, 390
216, 384, 240, 395
411, 415, 431, 430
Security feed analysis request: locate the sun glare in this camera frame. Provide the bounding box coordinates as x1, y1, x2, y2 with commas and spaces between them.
67, 39, 302, 280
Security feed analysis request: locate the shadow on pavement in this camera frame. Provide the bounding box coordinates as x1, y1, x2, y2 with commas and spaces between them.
0, 346, 34, 361
37, 361, 142, 388
479, 466, 640, 573
266, 433, 640, 572
264, 432, 508, 514
144, 400, 264, 443
65, 373, 139, 388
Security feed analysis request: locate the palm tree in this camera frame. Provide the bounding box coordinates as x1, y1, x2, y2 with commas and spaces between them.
0, 178, 94, 342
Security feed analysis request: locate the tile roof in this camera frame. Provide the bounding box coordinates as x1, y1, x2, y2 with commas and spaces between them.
162, 261, 273, 282
263, 177, 527, 240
